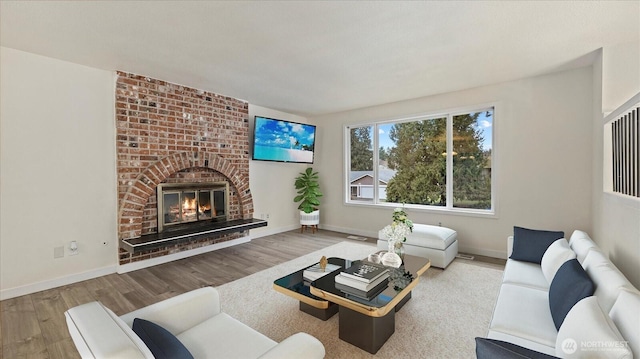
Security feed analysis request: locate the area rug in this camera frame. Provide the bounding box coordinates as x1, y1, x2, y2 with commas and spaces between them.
216, 241, 503, 358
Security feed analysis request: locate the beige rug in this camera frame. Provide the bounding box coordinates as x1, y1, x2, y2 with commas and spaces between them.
216, 241, 503, 358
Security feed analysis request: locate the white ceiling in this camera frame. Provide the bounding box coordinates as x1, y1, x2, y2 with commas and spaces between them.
1, 1, 638, 116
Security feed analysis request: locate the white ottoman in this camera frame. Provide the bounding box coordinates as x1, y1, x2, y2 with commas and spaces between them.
377, 224, 458, 269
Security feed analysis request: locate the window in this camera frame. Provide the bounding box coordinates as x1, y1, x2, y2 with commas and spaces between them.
346, 107, 494, 213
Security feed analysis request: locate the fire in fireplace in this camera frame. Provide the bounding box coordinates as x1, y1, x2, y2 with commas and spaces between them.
157, 182, 228, 232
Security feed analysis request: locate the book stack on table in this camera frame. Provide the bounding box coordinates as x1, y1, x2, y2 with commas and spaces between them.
335, 260, 390, 300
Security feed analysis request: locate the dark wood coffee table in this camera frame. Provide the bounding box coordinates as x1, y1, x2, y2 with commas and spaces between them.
273, 253, 430, 354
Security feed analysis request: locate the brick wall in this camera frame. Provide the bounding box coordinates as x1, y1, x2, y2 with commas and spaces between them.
115, 72, 253, 264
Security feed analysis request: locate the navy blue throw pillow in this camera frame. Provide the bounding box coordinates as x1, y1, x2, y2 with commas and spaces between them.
510, 226, 564, 264
548, 259, 594, 330
475, 337, 560, 358
133, 318, 194, 359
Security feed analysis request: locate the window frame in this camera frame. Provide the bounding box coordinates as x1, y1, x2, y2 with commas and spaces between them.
344, 104, 497, 217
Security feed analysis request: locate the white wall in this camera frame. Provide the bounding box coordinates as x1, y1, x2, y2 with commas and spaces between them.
0, 47, 118, 299
248, 105, 313, 236
602, 41, 640, 115
313, 67, 594, 259
592, 41, 640, 288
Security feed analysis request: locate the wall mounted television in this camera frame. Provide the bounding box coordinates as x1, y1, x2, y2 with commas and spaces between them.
252, 116, 316, 164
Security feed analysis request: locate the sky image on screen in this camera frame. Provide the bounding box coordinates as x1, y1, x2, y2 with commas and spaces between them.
253, 116, 316, 163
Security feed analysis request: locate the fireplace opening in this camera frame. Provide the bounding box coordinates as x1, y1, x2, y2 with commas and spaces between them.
157, 182, 228, 233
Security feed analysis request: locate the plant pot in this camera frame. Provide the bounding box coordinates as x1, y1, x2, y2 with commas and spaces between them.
300, 210, 320, 225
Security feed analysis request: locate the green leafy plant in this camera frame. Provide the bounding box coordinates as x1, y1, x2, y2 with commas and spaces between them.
391, 207, 413, 233
294, 167, 323, 213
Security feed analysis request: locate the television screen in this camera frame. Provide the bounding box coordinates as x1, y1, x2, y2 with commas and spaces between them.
252, 116, 316, 164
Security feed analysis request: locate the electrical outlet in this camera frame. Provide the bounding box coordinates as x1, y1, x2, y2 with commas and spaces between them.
69, 241, 79, 256
54, 246, 64, 259
266, 213, 270, 219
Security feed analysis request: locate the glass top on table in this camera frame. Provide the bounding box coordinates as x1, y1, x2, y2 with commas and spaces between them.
273, 253, 430, 310
312, 254, 429, 309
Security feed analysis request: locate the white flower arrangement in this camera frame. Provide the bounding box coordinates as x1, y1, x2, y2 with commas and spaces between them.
387, 206, 413, 242
380, 206, 414, 268
381, 221, 412, 243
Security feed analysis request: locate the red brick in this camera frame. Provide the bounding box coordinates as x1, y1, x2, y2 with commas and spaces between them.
116, 72, 251, 265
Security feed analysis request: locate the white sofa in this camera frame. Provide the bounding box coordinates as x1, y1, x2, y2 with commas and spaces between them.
65, 286, 325, 359
485, 230, 640, 358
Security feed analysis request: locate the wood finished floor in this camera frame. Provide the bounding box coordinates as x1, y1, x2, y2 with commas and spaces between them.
0, 229, 504, 359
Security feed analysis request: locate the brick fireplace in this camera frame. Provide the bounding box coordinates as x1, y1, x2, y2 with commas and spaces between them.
115, 72, 257, 265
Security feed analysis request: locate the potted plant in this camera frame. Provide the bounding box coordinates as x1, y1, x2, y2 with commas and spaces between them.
294, 167, 323, 231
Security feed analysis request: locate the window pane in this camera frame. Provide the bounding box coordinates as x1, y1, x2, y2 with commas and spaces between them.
349, 126, 374, 202
377, 124, 395, 203
385, 118, 447, 206
452, 110, 493, 209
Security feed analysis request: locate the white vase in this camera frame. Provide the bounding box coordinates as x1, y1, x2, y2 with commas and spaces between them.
381, 238, 402, 268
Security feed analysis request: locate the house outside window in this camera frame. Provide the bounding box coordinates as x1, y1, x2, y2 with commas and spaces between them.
345, 106, 494, 214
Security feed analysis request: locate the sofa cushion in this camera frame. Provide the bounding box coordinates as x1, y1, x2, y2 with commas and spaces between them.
476, 337, 559, 359
609, 289, 640, 357
176, 312, 276, 358
133, 318, 193, 359
556, 296, 632, 359
568, 230, 596, 264
541, 238, 576, 284
502, 259, 549, 291
582, 248, 611, 271
489, 284, 558, 348
549, 259, 594, 330
257, 333, 326, 359
510, 227, 564, 264
582, 249, 637, 313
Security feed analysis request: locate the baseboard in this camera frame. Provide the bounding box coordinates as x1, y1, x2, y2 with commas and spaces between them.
320, 224, 380, 240
250, 224, 301, 238
458, 245, 507, 259
0, 265, 117, 301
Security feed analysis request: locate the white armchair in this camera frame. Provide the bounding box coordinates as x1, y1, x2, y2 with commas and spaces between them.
66, 287, 325, 359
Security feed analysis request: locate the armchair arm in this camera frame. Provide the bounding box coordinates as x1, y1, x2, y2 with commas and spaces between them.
65, 301, 154, 359
120, 286, 221, 335
258, 332, 325, 359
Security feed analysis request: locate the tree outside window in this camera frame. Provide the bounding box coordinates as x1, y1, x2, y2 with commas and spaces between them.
346, 108, 493, 213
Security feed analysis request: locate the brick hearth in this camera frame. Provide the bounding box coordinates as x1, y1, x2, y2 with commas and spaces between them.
115, 72, 253, 265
